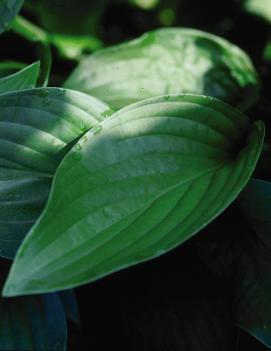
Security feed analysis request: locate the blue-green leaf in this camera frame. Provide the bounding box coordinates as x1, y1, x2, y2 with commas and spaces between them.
0, 0, 24, 33
239, 178, 271, 248
0, 88, 111, 259
3, 94, 264, 296
58, 290, 79, 325
0, 293, 67, 350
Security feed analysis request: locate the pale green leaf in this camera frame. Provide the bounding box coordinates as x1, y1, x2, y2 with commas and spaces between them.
3, 95, 264, 296
0, 88, 111, 259
0, 61, 40, 94
64, 28, 259, 111
243, 0, 271, 23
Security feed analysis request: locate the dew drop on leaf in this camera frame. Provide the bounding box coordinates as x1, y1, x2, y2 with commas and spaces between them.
91, 125, 103, 135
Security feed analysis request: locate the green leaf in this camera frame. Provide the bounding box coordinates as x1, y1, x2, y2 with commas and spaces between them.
243, 0, 271, 23
0, 88, 111, 259
0, 61, 40, 94
0, 260, 67, 351
3, 94, 264, 296
0, 0, 24, 33
64, 28, 260, 111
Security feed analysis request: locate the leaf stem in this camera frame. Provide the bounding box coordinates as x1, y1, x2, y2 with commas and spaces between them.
11, 15, 49, 44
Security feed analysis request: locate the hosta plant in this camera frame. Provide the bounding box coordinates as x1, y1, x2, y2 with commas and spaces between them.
0, 1, 271, 350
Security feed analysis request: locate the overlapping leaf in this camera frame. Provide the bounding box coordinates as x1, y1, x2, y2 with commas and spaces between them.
0, 61, 39, 94
0, 0, 24, 33
239, 178, 271, 247
65, 28, 259, 110
0, 293, 67, 350
3, 94, 264, 296
58, 289, 79, 325
0, 259, 67, 351
195, 203, 271, 349
0, 88, 111, 259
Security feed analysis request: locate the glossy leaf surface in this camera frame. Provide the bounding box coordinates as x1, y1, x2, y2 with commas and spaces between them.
0, 61, 39, 94
0, 88, 111, 259
65, 28, 259, 110
3, 95, 264, 296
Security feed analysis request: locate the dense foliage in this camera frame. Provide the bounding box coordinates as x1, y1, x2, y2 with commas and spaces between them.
0, 0, 271, 350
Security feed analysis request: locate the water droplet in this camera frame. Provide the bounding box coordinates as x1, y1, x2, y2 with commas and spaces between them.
75, 144, 81, 151
101, 109, 113, 118
81, 135, 88, 143
55, 88, 66, 96
91, 125, 103, 135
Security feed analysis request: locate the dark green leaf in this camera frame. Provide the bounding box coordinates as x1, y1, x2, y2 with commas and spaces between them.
239, 178, 271, 248
0, 260, 67, 351
0, 0, 24, 33
0, 61, 40, 94
0, 88, 112, 259
195, 204, 271, 349
3, 94, 264, 296
0, 293, 67, 350
58, 290, 79, 325
65, 28, 259, 110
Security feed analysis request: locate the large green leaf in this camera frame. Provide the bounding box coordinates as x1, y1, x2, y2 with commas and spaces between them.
3, 94, 264, 296
0, 88, 111, 259
0, 61, 39, 94
0, 0, 24, 33
64, 28, 259, 111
